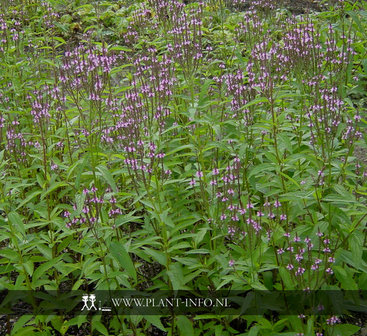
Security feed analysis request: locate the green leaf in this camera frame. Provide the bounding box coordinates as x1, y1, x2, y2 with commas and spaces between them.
176, 316, 194, 336
53, 36, 66, 45
97, 165, 117, 192
248, 325, 260, 336
16, 191, 42, 210
332, 324, 360, 336
142, 248, 167, 266
159, 210, 175, 228
41, 182, 68, 200
109, 46, 132, 52
144, 316, 166, 332
92, 319, 109, 335
75, 193, 86, 214
32, 256, 62, 287
168, 242, 191, 253
11, 315, 33, 334
73, 157, 88, 191
194, 227, 210, 246
248, 163, 275, 178
23, 260, 34, 277
322, 194, 357, 204
185, 249, 210, 255
0, 248, 19, 262
278, 133, 293, 154
37, 244, 53, 260
333, 265, 358, 290
110, 242, 137, 283
277, 171, 300, 188
166, 263, 191, 290
349, 11, 367, 38
114, 213, 141, 228
279, 191, 313, 201
63, 315, 88, 329
8, 212, 25, 238
245, 97, 269, 108
12, 326, 37, 336
336, 250, 367, 273
359, 273, 367, 290
278, 267, 294, 290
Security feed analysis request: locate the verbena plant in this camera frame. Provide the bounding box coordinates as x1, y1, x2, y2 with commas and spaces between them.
0, 0, 366, 335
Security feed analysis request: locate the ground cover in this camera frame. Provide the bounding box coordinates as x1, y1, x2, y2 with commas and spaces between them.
0, 0, 367, 335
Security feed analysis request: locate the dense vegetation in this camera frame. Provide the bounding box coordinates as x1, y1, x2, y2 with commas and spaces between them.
1, 0, 367, 334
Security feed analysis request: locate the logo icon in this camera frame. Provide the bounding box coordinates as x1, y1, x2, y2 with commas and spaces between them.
81, 294, 98, 311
